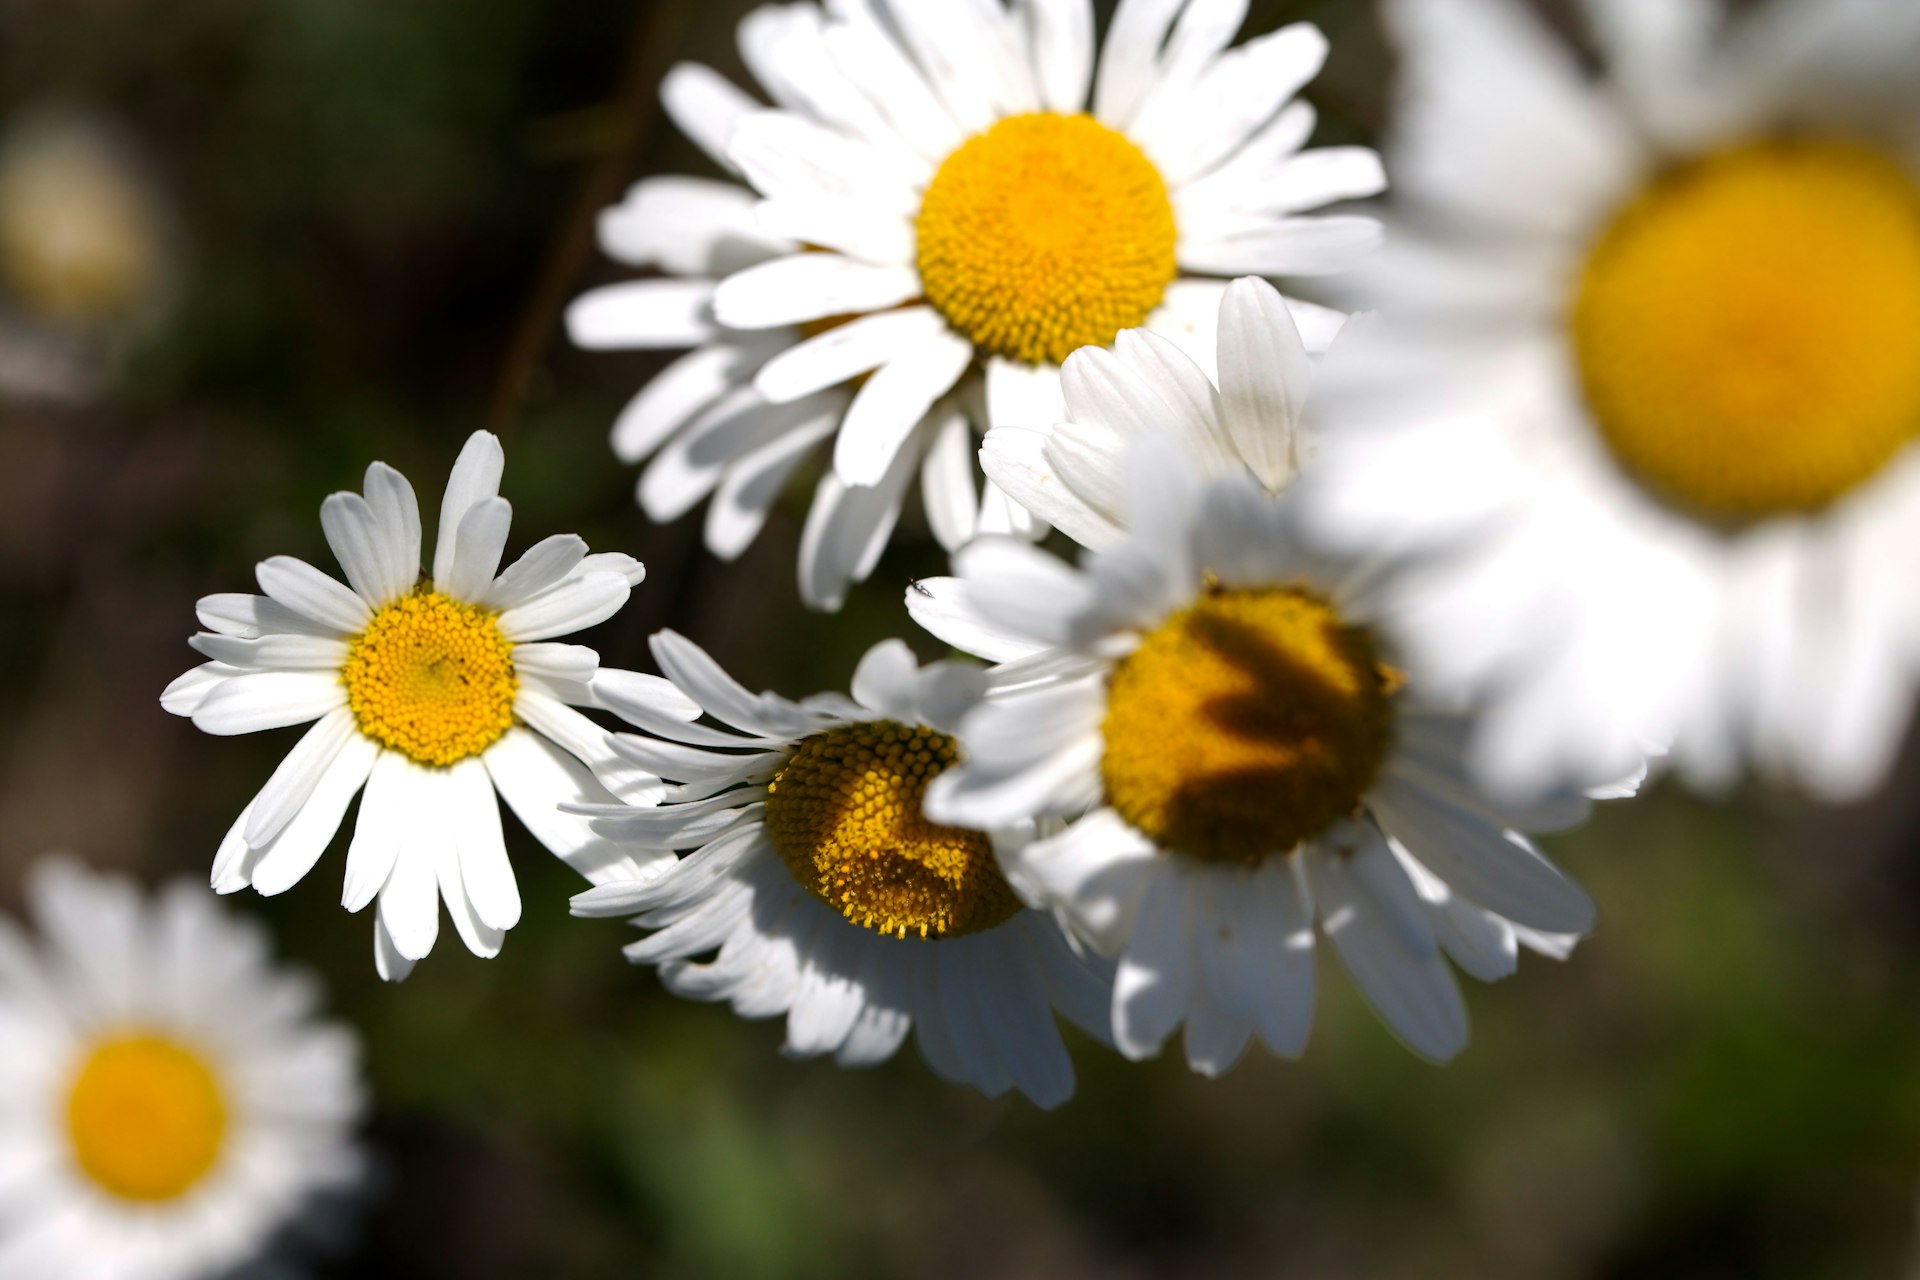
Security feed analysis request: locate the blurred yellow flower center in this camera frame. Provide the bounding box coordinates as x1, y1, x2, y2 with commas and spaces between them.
0, 131, 163, 327
67, 1034, 227, 1202
1102, 586, 1395, 864
766, 721, 1020, 939
916, 112, 1177, 366
1572, 139, 1920, 516
342, 588, 517, 766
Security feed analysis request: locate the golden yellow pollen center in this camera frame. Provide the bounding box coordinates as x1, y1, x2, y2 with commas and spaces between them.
765, 721, 1020, 939
341, 588, 518, 767
915, 112, 1178, 366
1571, 139, 1920, 516
1102, 586, 1395, 864
66, 1034, 227, 1202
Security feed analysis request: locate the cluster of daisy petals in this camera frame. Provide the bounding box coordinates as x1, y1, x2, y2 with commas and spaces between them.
12, 0, 1920, 1272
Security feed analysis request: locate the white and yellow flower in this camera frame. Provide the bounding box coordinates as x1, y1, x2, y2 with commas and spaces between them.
1299, 0, 1920, 800
913, 438, 1617, 1071
571, 634, 1111, 1107
162, 431, 678, 979
0, 859, 363, 1279
567, 0, 1373, 608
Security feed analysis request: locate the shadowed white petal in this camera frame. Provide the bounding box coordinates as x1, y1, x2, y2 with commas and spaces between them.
609, 344, 751, 467
661, 61, 758, 173
189, 632, 350, 671
496, 571, 631, 642
481, 534, 589, 611
1112, 864, 1196, 1059
431, 432, 505, 590
754, 306, 944, 404
343, 750, 411, 912
373, 913, 417, 983
248, 734, 379, 897
161, 661, 239, 717
192, 672, 347, 736
595, 176, 791, 276
196, 591, 340, 639
567, 281, 716, 350
1215, 276, 1309, 490
1178, 215, 1382, 276
448, 756, 519, 932
244, 707, 358, 847
919, 408, 978, 552
833, 329, 972, 486
905, 575, 1048, 663
256, 557, 371, 634
1024, 0, 1095, 111
437, 496, 512, 604
713, 253, 921, 330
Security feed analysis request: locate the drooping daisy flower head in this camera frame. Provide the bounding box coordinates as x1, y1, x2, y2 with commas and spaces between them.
572, 633, 1111, 1107
913, 436, 1613, 1072
568, 0, 1374, 608
980, 273, 1320, 551
1300, 0, 1920, 801
162, 430, 668, 980
0, 859, 364, 1278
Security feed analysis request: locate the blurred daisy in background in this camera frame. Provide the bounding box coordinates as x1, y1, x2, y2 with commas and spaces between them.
0, 859, 363, 1278
162, 431, 674, 980
0, 111, 173, 402
572, 634, 1111, 1107
1299, 0, 1920, 801
568, 0, 1375, 609
913, 435, 1618, 1072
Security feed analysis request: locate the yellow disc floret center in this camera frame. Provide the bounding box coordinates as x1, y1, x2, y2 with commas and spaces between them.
342, 587, 518, 767
1102, 586, 1395, 864
67, 1033, 227, 1202
915, 112, 1177, 366
1572, 139, 1920, 516
765, 721, 1020, 939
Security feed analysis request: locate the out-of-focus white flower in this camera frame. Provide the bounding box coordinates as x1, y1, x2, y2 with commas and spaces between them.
1299, 0, 1920, 802
0, 859, 364, 1279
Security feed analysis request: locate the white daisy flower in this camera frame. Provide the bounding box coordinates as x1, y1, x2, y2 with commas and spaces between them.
161, 430, 682, 980
980, 274, 1317, 550
0, 859, 364, 1279
1297, 0, 1920, 801
912, 438, 1618, 1070
567, 0, 1376, 609
570, 633, 1112, 1107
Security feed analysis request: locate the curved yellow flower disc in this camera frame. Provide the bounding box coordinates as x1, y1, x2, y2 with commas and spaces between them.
342, 588, 518, 767
766, 721, 1020, 939
67, 1034, 227, 1202
1573, 139, 1920, 516
1102, 586, 1395, 864
916, 112, 1178, 366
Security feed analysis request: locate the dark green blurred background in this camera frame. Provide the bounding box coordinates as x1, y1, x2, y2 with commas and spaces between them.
5, 0, 1920, 1275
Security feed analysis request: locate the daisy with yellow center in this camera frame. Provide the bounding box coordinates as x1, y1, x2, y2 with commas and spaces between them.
566, 0, 1377, 610
569, 633, 1111, 1108
1300, 0, 1920, 801
912, 435, 1616, 1072
162, 430, 682, 980
0, 860, 364, 1277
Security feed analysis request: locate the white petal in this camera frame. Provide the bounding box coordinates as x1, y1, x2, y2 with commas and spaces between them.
188, 632, 349, 671
496, 571, 631, 642
1215, 276, 1309, 490
904, 574, 1048, 663
832, 329, 972, 487
711, 253, 921, 330
481, 534, 589, 611
435, 495, 512, 602
256, 556, 371, 634
373, 913, 416, 983
243, 707, 359, 847
450, 756, 520, 931
754, 306, 945, 404
192, 671, 347, 736
660, 61, 760, 175
1023, 0, 1095, 111
378, 842, 441, 964
1112, 865, 1196, 1059
343, 750, 410, 912
431, 431, 506, 590
567, 280, 716, 349
248, 733, 379, 897
918, 408, 978, 552
595, 176, 791, 276
608, 343, 754, 467
1177, 214, 1383, 277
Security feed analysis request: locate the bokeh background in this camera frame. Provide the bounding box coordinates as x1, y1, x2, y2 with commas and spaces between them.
5, 0, 1920, 1275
